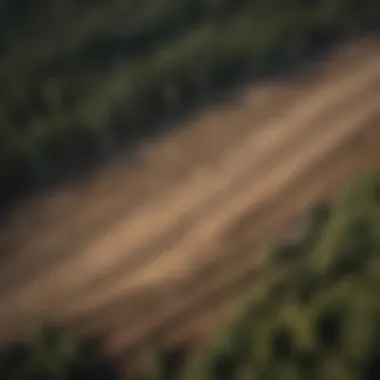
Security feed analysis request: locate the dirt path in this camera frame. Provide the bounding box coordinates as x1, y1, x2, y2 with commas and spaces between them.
2, 43, 380, 299
0, 37, 379, 365
0, 37, 374, 265
87, 108, 380, 356
41, 87, 380, 323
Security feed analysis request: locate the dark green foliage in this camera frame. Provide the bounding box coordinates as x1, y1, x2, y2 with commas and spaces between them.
306, 202, 331, 244
314, 305, 343, 349
0, 324, 118, 380
271, 244, 303, 264
1, 0, 379, 212
271, 326, 294, 360
144, 341, 188, 380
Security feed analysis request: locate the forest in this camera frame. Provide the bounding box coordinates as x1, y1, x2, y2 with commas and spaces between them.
0, 0, 379, 210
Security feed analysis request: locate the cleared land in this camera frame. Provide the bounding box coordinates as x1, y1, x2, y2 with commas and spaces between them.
0, 37, 380, 374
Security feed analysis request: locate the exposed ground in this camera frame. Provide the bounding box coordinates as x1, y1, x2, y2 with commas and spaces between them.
0, 36, 380, 376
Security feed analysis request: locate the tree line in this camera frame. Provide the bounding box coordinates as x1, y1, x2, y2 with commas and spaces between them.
1, 0, 379, 214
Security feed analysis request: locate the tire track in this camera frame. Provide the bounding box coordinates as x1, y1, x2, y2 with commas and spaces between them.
0, 93, 377, 348
1, 57, 378, 314
0, 37, 376, 265
102, 116, 380, 357
66, 123, 380, 353
45, 80, 380, 321
0, 85, 296, 260
0, 87, 302, 293
0, 89, 296, 292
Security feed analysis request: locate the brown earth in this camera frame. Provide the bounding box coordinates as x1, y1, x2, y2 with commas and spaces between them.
0, 35, 380, 377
